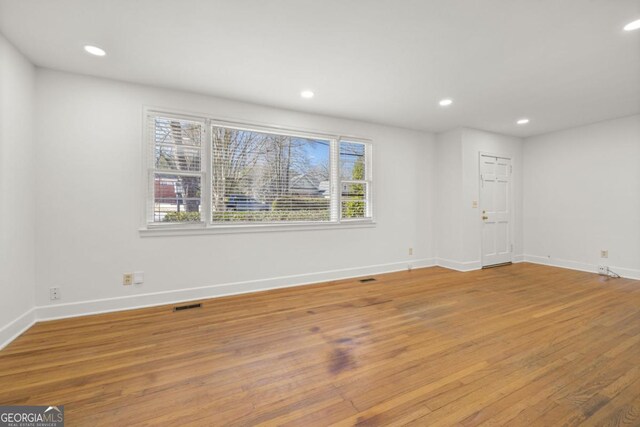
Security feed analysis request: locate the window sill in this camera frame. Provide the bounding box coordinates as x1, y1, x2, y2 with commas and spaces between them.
139, 220, 376, 237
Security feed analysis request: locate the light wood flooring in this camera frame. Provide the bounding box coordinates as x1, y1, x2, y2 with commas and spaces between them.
1, 263, 640, 426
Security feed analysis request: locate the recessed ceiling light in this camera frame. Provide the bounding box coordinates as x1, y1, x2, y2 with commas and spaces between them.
300, 90, 314, 99
84, 45, 106, 56
517, 118, 530, 125
624, 19, 640, 31
439, 98, 453, 107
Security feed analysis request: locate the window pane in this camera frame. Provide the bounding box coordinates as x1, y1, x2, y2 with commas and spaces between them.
153, 173, 201, 222
154, 118, 201, 172
155, 145, 201, 172
340, 141, 366, 181
211, 126, 331, 223
341, 182, 368, 219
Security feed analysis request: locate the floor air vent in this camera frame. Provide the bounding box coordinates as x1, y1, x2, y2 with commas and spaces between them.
173, 303, 202, 312
359, 278, 377, 283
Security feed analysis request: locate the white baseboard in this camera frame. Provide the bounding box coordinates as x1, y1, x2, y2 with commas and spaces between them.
513, 254, 525, 263
5, 254, 634, 350
0, 308, 36, 350
610, 266, 640, 281
37, 258, 435, 321
523, 254, 640, 280
2, 258, 433, 349
435, 254, 530, 270
435, 258, 482, 272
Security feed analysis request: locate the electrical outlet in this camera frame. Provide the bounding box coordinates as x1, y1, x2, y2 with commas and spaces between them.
50, 287, 61, 301
407, 264, 413, 271
408, 248, 413, 256
598, 265, 609, 276
123, 273, 133, 286
600, 250, 608, 258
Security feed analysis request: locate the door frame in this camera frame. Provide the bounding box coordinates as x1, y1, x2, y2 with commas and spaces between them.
478, 151, 515, 267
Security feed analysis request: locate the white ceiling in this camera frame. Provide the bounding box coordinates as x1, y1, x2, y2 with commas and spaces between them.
1, 0, 639, 137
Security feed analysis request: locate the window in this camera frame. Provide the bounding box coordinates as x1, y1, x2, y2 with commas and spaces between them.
340, 141, 371, 220
149, 116, 204, 223
210, 126, 331, 223
145, 110, 372, 231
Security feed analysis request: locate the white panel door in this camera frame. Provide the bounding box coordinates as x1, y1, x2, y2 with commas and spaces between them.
480, 154, 512, 267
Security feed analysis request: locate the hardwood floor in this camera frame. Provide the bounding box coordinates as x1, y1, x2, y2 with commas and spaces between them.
1, 263, 640, 426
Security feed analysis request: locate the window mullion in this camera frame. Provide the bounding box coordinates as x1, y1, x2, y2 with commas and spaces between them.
330, 138, 340, 223
202, 121, 212, 227
146, 112, 156, 225
365, 142, 373, 219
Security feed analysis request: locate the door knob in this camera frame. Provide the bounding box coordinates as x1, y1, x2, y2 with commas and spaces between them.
482, 215, 489, 220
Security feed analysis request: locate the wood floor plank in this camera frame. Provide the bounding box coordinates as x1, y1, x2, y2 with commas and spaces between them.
0, 263, 639, 426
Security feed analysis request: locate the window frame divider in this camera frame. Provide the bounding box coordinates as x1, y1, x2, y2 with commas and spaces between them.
201, 122, 213, 228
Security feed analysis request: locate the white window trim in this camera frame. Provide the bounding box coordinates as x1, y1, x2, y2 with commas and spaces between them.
140, 107, 375, 236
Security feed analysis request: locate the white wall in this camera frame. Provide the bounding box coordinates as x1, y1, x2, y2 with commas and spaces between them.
34, 69, 436, 318
435, 129, 463, 264
523, 115, 640, 279
435, 128, 523, 270
416, 133, 437, 262
0, 32, 36, 344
